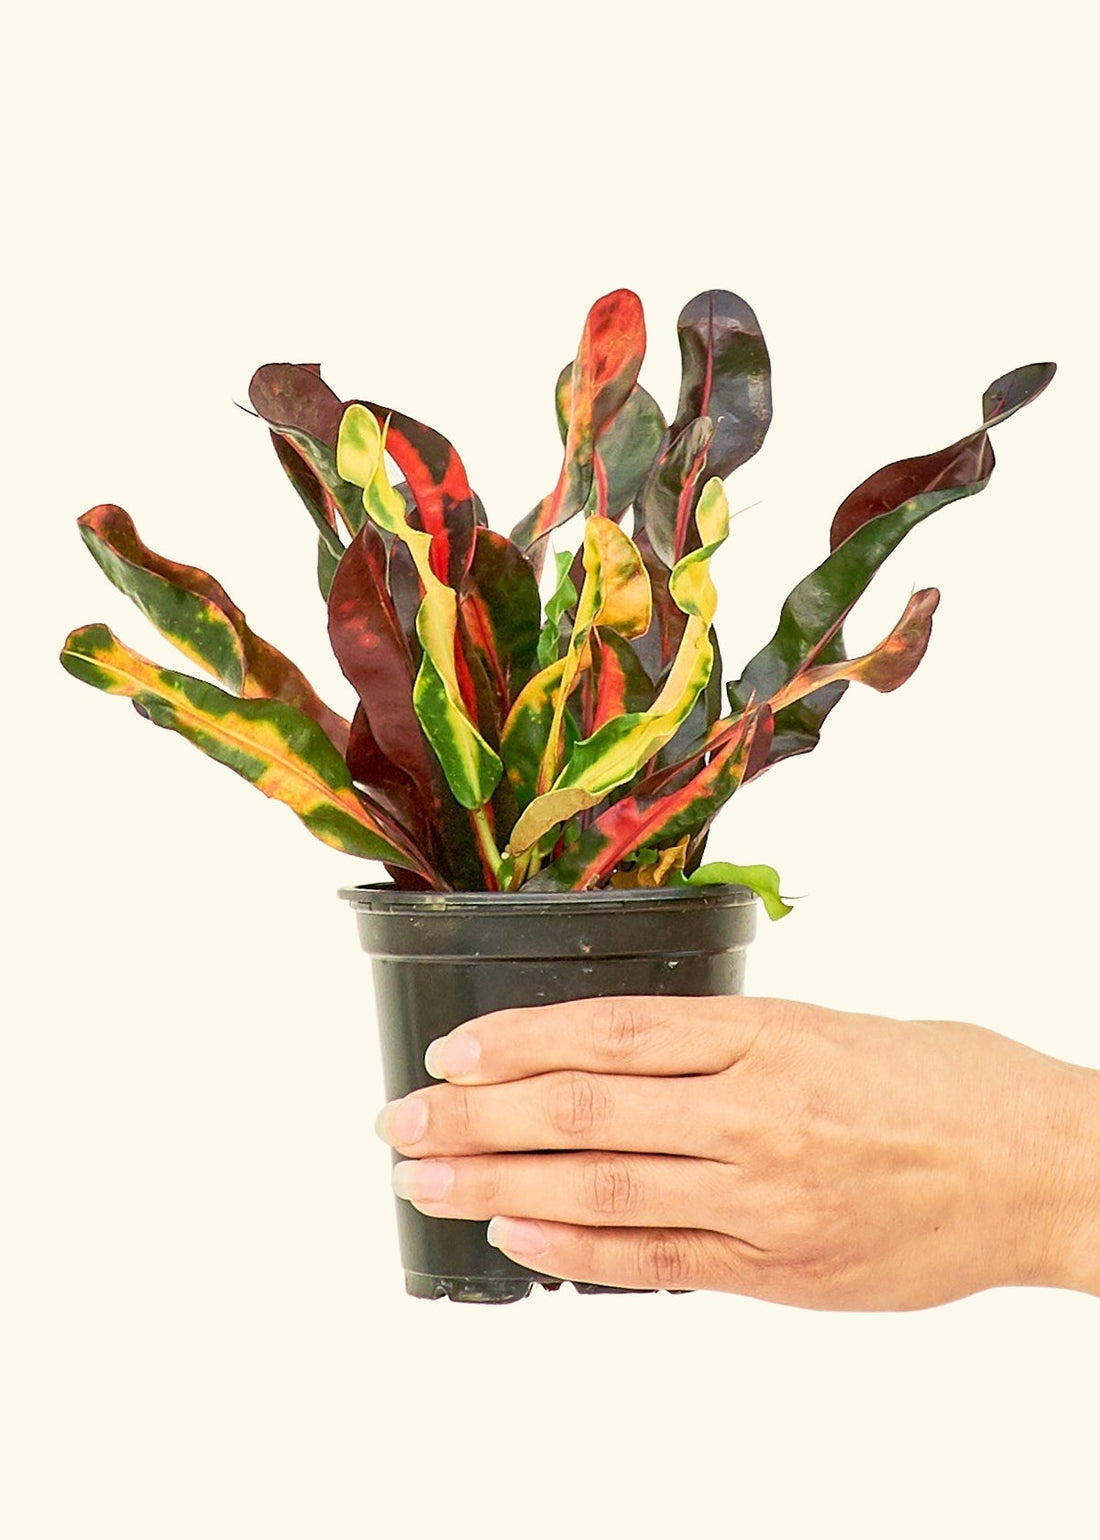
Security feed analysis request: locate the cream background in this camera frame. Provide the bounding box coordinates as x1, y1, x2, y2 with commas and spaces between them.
4, 1, 1097, 1535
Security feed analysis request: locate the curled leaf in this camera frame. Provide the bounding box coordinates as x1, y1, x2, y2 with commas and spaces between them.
79, 504, 349, 753
685, 861, 792, 920
767, 588, 940, 714
729, 362, 1056, 764
830, 362, 1056, 550
249, 363, 363, 540
511, 289, 646, 576
610, 837, 690, 889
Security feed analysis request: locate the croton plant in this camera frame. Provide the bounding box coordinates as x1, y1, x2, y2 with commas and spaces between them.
60, 290, 1054, 912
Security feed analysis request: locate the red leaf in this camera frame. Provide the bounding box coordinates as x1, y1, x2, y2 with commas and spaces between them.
326, 522, 436, 807
830, 362, 1056, 550
357, 400, 478, 590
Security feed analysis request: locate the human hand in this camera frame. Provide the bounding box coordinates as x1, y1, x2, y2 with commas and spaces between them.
374, 997, 1100, 1308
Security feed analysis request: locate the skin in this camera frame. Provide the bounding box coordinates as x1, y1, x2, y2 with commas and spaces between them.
374, 997, 1100, 1308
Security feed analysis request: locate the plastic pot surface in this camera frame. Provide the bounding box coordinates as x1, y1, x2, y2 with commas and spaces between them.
341, 883, 757, 1303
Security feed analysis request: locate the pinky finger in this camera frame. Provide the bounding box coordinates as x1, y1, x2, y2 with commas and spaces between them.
486, 1216, 751, 1293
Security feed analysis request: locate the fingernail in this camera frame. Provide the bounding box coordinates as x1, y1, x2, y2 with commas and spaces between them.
392, 1160, 454, 1202
487, 1217, 548, 1258
374, 1096, 428, 1146
425, 1031, 481, 1079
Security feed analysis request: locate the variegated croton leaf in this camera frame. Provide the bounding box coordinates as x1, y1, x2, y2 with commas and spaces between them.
727, 362, 1056, 765
248, 363, 363, 590
78, 503, 350, 753
629, 290, 773, 682
553, 364, 666, 521
460, 528, 541, 720
638, 290, 772, 569
336, 404, 501, 815
64, 291, 1056, 908
510, 288, 646, 578
326, 517, 441, 877
60, 625, 434, 880
508, 481, 729, 857
525, 706, 774, 891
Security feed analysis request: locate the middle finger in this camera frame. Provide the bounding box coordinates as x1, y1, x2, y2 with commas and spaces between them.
376, 1070, 726, 1160
392, 1151, 737, 1233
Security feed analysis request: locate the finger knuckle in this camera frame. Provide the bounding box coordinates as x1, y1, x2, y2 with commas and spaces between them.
474, 1159, 504, 1208
594, 999, 646, 1065
753, 999, 822, 1071
449, 1084, 477, 1140
582, 1153, 641, 1219
547, 1070, 607, 1138
641, 1232, 694, 1287
751, 995, 797, 1047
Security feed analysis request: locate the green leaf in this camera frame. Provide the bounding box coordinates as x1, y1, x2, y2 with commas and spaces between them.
500, 657, 582, 812
412, 650, 501, 810
317, 536, 341, 599
554, 367, 667, 518
685, 862, 792, 920
538, 550, 579, 668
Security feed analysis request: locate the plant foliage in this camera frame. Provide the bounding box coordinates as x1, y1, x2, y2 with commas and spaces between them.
61, 292, 1055, 907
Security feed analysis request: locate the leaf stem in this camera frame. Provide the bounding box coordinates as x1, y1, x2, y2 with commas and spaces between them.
507, 843, 541, 890
469, 804, 503, 890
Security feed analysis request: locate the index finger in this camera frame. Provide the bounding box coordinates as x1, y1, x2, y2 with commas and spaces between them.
423, 994, 772, 1084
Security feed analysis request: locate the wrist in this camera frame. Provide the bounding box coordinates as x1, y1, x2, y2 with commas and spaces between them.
1028, 1062, 1100, 1296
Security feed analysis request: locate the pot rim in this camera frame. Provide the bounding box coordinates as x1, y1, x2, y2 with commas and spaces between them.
339, 880, 756, 911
